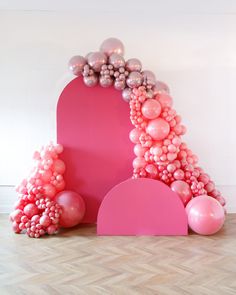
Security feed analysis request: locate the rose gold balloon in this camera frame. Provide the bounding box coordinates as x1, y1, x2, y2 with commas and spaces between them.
126, 58, 142, 72
122, 88, 132, 102
126, 71, 143, 88
142, 70, 156, 86
109, 53, 125, 69
153, 81, 170, 95
87, 52, 107, 72
100, 37, 125, 56
99, 76, 113, 87
83, 75, 98, 87
68, 55, 86, 76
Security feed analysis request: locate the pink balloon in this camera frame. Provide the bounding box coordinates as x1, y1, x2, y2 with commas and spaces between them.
100, 37, 125, 56
141, 99, 162, 119
125, 58, 142, 72
156, 93, 173, 108
129, 128, 142, 144
170, 180, 192, 206
40, 169, 52, 183
43, 183, 56, 198
23, 203, 39, 218
10, 209, 23, 223
132, 157, 146, 169
109, 53, 125, 69
153, 81, 170, 95
186, 195, 225, 235
68, 55, 86, 76
87, 52, 107, 72
53, 159, 66, 174
12, 221, 21, 233
55, 191, 86, 228
146, 118, 170, 140
134, 144, 147, 157
39, 215, 51, 227
47, 224, 57, 235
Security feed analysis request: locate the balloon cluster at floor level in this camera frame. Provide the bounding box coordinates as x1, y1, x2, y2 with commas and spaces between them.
68, 37, 226, 235
10, 143, 86, 238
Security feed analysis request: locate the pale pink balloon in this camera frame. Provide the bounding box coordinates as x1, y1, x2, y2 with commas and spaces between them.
87, 52, 107, 72
12, 221, 20, 233
129, 128, 142, 143
39, 215, 51, 227
153, 81, 170, 95
173, 169, 185, 180
68, 55, 86, 76
170, 180, 192, 206
186, 195, 225, 235
146, 118, 170, 140
10, 209, 23, 223
53, 159, 66, 174
134, 144, 147, 157
47, 224, 57, 235
156, 93, 173, 108
141, 99, 161, 119
43, 183, 56, 198
55, 180, 66, 191
40, 169, 52, 183
100, 37, 125, 56
132, 157, 146, 169
55, 191, 86, 228
55, 144, 63, 154
145, 164, 158, 176
23, 203, 39, 218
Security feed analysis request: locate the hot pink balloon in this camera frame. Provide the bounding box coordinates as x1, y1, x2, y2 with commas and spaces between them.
186, 195, 225, 235
156, 93, 173, 108
100, 37, 125, 56
146, 118, 170, 141
55, 191, 86, 228
141, 99, 162, 119
68, 55, 86, 76
170, 180, 192, 206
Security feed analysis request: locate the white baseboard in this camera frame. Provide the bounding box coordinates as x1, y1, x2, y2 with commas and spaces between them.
0, 184, 235, 213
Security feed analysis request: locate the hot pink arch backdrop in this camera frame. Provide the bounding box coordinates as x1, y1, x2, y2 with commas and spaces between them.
57, 77, 133, 223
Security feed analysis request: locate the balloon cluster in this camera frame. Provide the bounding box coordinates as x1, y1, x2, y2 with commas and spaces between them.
69, 38, 226, 235
10, 143, 66, 238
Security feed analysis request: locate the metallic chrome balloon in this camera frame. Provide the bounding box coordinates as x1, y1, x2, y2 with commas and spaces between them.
153, 80, 170, 95
122, 88, 132, 102
83, 75, 98, 87
125, 58, 142, 72
68, 55, 86, 76
99, 76, 113, 87
142, 70, 156, 87
126, 71, 143, 88
114, 79, 125, 90
87, 52, 107, 72
100, 37, 125, 56
109, 53, 125, 69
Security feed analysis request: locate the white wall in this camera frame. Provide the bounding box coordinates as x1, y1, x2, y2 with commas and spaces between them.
0, 0, 236, 212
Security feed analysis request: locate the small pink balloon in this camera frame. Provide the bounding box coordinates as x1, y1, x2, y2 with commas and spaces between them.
39, 215, 51, 227
173, 169, 185, 180
12, 221, 21, 233
31, 215, 40, 223
146, 118, 170, 140
134, 144, 147, 157
55, 191, 86, 228
156, 93, 173, 108
43, 183, 56, 198
87, 52, 107, 72
47, 224, 57, 235
68, 55, 86, 76
129, 128, 142, 144
100, 37, 125, 56
125, 58, 142, 72
141, 99, 162, 119
132, 157, 146, 169
55, 180, 66, 191
83, 75, 98, 87
40, 169, 52, 183
122, 88, 132, 102
24, 204, 39, 218
186, 195, 225, 235
53, 159, 66, 174
153, 81, 170, 95
10, 209, 23, 223
55, 144, 63, 154
145, 164, 157, 176
170, 180, 192, 206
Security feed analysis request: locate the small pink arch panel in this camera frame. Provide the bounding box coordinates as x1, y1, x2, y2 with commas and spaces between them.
97, 178, 188, 236
57, 77, 133, 223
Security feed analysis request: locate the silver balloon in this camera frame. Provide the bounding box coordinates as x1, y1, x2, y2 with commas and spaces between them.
68, 55, 86, 76
126, 71, 143, 88
122, 88, 132, 102
99, 76, 113, 87
114, 80, 125, 90
109, 53, 125, 69
83, 75, 98, 87
87, 52, 107, 72
100, 37, 125, 56
153, 80, 170, 95
142, 70, 156, 87
125, 58, 142, 72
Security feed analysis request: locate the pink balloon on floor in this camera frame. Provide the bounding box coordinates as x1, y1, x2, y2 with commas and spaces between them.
55, 191, 86, 228
170, 180, 192, 206
186, 195, 225, 235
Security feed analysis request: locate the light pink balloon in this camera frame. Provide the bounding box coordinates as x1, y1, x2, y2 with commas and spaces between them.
43, 183, 56, 198
39, 215, 51, 227
126, 58, 142, 72
40, 169, 52, 183
53, 159, 66, 174
100, 37, 125, 56
10, 209, 23, 223
55, 191, 86, 228
47, 224, 57, 235
146, 118, 170, 140
186, 195, 225, 235
87, 52, 107, 72
23, 203, 39, 218
141, 99, 162, 119
68, 55, 86, 76
153, 81, 170, 95
132, 157, 146, 169
134, 144, 147, 157
170, 180, 192, 206
129, 128, 142, 143
156, 93, 173, 108
12, 221, 20, 233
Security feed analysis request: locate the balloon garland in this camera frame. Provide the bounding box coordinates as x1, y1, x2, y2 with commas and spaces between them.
10, 38, 226, 237
68, 38, 226, 234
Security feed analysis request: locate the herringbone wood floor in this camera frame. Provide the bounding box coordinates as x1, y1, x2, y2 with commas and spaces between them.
0, 214, 235, 295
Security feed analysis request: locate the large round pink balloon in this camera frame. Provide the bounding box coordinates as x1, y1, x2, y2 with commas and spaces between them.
55, 191, 86, 228
186, 195, 225, 235
170, 180, 192, 206
146, 118, 170, 140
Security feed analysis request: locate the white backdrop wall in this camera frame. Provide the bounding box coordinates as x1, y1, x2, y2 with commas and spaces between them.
0, 0, 236, 212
